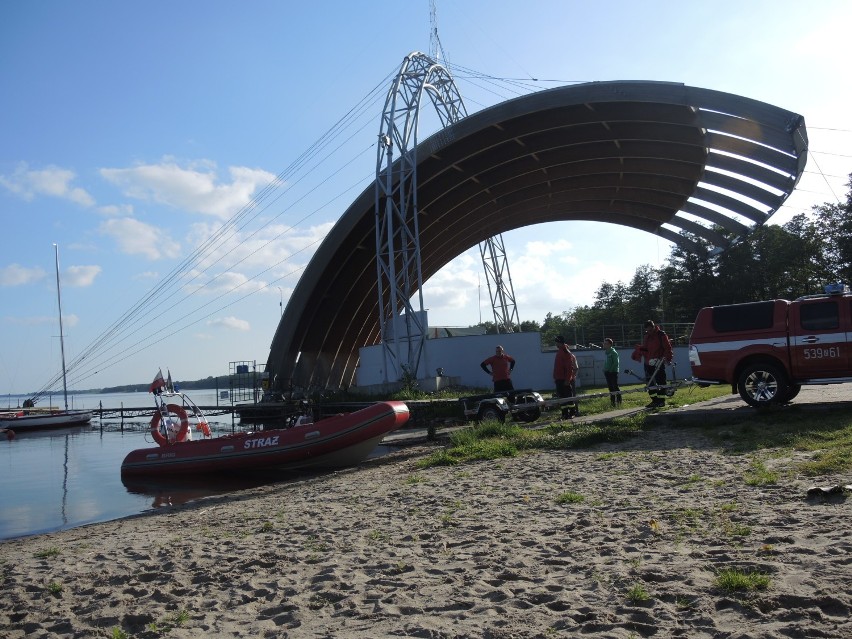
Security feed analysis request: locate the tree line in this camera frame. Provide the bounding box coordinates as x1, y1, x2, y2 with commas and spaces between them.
475, 174, 852, 347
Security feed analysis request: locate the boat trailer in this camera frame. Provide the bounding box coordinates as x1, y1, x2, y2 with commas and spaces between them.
461, 361, 690, 422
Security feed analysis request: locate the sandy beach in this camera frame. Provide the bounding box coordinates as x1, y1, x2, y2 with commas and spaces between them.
2, 395, 851, 638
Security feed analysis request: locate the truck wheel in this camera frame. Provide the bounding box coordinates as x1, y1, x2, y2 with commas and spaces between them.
478, 405, 505, 422
782, 384, 802, 403
737, 363, 788, 408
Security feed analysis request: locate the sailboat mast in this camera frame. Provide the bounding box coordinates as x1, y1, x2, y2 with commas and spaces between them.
54, 243, 69, 411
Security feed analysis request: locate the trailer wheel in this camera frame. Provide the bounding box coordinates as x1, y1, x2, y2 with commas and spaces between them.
512, 394, 542, 423
513, 407, 541, 423
478, 404, 505, 422
737, 363, 788, 408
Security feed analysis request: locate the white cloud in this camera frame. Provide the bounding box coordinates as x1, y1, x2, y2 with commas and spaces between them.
64, 265, 101, 287
97, 203, 134, 217
182, 270, 268, 296
99, 217, 180, 260
186, 220, 333, 273
100, 158, 276, 219
0, 162, 95, 207
133, 271, 160, 281
0, 264, 46, 286
207, 316, 250, 331
524, 238, 575, 258
423, 232, 639, 326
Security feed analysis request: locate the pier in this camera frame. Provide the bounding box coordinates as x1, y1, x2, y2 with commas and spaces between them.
91, 399, 460, 432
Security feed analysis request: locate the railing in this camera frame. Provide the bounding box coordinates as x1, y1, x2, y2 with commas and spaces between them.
599, 323, 694, 347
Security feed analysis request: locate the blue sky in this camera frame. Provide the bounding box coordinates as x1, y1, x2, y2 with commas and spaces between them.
2, 0, 851, 396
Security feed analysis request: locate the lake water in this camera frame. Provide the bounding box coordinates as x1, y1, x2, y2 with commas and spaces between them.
0, 390, 377, 540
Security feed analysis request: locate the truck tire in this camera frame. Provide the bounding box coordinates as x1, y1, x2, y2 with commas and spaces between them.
737, 363, 788, 408
782, 384, 802, 403
478, 404, 505, 423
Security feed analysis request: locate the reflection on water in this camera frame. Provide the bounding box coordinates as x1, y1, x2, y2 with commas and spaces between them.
121, 469, 301, 508
1, 396, 394, 540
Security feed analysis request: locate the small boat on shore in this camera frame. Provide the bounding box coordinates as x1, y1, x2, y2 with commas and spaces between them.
2, 245, 93, 435
0, 408, 92, 432
121, 381, 409, 476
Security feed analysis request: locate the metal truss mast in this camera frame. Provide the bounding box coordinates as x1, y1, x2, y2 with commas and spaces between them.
480, 235, 521, 333
375, 51, 521, 383
374, 51, 465, 383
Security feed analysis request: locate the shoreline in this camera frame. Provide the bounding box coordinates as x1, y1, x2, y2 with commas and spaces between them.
2, 412, 851, 638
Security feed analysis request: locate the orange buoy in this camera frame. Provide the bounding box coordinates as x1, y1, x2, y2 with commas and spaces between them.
196, 420, 212, 438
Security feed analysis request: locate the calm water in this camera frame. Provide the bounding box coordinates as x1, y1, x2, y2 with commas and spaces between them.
0, 390, 355, 540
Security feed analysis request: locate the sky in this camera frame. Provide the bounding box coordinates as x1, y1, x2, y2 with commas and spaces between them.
2, 0, 851, 395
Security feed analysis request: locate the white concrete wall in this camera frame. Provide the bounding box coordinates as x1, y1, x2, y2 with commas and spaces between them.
356, 332, 692, 392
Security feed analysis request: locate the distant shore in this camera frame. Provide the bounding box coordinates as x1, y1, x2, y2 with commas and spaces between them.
2, 402, 850, 638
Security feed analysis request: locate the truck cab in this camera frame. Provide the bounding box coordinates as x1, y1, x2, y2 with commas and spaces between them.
689, 283, 851, 407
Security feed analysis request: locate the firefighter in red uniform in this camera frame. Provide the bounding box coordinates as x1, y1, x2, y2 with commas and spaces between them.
639, 320, 673, 408
553, 335, 579, 418
480, 345, 516, 392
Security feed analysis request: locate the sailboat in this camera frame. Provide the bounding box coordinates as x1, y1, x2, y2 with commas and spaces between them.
0, 245, 92, 432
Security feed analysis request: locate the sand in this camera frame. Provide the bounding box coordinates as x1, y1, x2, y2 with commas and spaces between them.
2, 401, 851, 638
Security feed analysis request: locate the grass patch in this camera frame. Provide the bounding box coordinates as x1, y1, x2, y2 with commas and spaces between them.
34, 547, 60, 559
556, 491, 585, 504
743, 458, 778, 486
412, 385, 851, 478
46, 581, 63, 596
715, 568, 770, 593
595, 451, 628, 461
367, 529, 389, 543
147, 609, 191, 633
677, 473, 703, 488
797, 447, 852, 477
705, 408, 852, 476
670, 507, 703, 531
626, 583, 651, 603
416, 415, 645, 468
720, 519, 752, 538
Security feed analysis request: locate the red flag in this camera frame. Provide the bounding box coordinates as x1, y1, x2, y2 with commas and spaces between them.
149, 369, 165, 393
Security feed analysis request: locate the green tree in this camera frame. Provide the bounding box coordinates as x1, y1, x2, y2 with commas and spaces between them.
813, 173, 852, 285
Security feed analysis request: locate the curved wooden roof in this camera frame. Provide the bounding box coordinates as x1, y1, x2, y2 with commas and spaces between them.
267, 80, 808, 390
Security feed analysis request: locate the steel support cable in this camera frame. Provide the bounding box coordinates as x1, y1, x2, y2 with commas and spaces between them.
34, 69, 397, 395
61, 156, 374, 390
65, 238, 320, 386
793, 129, 841, 206
66, 258, 315, 388
93, 112, 385, 364
69, 158, 381, 387
63, 146, 380, 391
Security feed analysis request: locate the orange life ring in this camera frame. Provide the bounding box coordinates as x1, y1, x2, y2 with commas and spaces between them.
150, 404, 190, 447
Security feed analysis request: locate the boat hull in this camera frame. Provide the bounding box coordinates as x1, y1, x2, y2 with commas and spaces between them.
120, 401, 409, 476
0, 410, 92, 431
